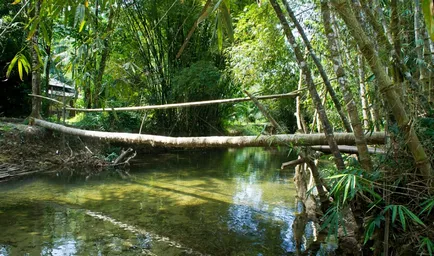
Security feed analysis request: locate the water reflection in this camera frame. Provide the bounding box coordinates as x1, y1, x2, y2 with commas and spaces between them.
0, 148, 300, 255
41, 238, 77, 256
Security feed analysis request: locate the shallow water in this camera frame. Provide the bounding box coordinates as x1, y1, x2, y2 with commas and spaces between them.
0, 148, 315, 255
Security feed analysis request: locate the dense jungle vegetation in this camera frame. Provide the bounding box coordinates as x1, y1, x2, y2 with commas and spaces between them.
1, 0, 434, 255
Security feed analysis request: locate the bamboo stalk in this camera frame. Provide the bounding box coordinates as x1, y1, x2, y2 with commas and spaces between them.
331, 0, 433, 176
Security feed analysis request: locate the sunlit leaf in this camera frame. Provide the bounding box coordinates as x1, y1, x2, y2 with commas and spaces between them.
6, 54, 20, 78
17, 59, 23, 81
79, 20, 86, 32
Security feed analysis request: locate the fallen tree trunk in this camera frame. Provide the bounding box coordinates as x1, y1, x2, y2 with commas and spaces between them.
34, 119, 385, 148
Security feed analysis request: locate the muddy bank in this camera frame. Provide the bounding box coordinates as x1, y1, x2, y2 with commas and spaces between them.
0, 120, 110, 182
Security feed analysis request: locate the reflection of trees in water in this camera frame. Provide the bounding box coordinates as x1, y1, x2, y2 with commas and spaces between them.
0, 148, 297, 255
0, 205, 146, 256
227, 175, 262, 235
227, 167, 314, 254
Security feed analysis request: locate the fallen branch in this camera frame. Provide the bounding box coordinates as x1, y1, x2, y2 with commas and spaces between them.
281, 158, 306, 169
30, 89, 305, 113
113, 148, 133, 165
34, 119, 386, 148
311, 145, 385, 154
28, 94, 64, 105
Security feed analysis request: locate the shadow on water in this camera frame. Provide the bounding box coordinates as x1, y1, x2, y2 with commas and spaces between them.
0, 147, 322, 255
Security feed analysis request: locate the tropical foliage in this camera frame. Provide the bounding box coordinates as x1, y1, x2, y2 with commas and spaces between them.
1, 0, 434, 254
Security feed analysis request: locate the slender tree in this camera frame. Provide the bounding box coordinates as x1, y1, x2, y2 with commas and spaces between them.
320, 0, 373, 171
282, 1, 352, 133
269, 0, 345, 170
30, 0, 42, 121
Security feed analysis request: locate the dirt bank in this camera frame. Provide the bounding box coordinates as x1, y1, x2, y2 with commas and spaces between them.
0, 119, 110, 182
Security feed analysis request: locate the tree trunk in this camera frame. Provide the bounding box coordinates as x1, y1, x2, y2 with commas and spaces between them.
282, 1, 352, 133
368, 81, 382, 131
270, 0, 345, 170
415, 0, 427, 82
390, 0, 405, 99
358, 56, 370, 130
331, 0, 433, 177
33, 119, 385, 147
359, 0, 432, 112
296, 69, 308, 133
30, 0, 42, 122
321, 0, 373, 171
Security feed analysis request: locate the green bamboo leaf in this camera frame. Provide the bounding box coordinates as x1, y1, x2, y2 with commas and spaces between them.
211, 0, 223, 13
325, 174, 346, 179
420, 197, 434, 215
17, 59, 23, 81
217, 16, 223, 51
391, 205, 397, 223
398, 206, 406, 231
6, 54, 20, 78
39, 23, 49, 44
75, 4, 85, 29
79, 20, 86, 32
21, 55, 30, 74
221, 0, 234, 41
26, 17, 40, 40
403, 207, 426, 226
343, 176, 350, 203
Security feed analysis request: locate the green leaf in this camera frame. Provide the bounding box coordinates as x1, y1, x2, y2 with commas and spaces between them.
325, 174, 346, 179
79, 20, 86, 32
403, 207, 425, 227
26, 17, 40, 40
11, 0, 21, 5
420, 197, 434, 215
221, 0, 234, 41
6, 53, 20, 78
21, 55, 30, 75
75, 4, 85, 30
366, 74, 375, 82
343, 176, 350, 203
17, 59, 23, 81
217, 15, 223, 51
398, 206, 406, 231
419, 237, 434, 256
391, 205, 397, 223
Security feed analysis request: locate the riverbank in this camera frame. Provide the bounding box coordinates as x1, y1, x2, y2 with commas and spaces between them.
0, 119, 109, 182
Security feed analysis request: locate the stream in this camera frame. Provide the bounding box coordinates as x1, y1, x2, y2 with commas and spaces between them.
0, 148, 320, 255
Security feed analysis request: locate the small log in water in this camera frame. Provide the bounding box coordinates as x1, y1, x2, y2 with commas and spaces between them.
34, 119, 386, 148
85, 210, 207, 256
